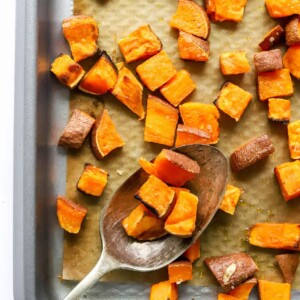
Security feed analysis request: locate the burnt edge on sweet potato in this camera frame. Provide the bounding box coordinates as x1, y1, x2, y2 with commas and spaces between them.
99, 50, 118, 74
259, 25, 284, 51
254, 49, 283, 73
213, 81, 230, 105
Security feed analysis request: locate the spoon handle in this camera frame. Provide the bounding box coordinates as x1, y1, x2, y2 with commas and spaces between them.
63, 250, 118, 300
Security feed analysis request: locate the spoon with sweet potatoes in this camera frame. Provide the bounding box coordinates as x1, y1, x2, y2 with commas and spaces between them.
64, 144, 228, 300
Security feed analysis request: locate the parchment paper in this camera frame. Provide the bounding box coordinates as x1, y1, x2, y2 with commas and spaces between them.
62, 0, 300, 288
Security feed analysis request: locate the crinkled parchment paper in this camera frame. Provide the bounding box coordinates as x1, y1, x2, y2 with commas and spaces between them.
62, 0, 300, 288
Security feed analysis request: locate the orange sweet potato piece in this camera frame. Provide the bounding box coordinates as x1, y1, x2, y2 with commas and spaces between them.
258, 280, 291, 300
179, 102, 220, 144
91, 108, 124, 159
283, 45, 300, 79
122, 203, 166, 240
77, 163, 108, 197
62, 15, 99, 62
220, 51, 250, 75
178, 31, 210, 62
135, 175, 175, 219
118, 24, 162, 63
264, 0, 300, 18
150, 281, 178, 300
288, 120, 300, 159
214, 82, 252, 122
254, 49, 283, 73
175, 124, 211, 147
144, 95, 179, 146
165, 191, 198, 237
275, 160, 300, 201
168, 260, 193, 283
79, 51, 118, 95
276, 253, 299, 284
183, 238, 200, 262
257, 69, 293, 101
248, 223, 300, 250
111, 65, 145, 119
171, 187, 190, 199
136, 50, 176, 91
285, 16, 300, 46
160, 70, 196, 107
268, 98, 291, 124
218, 294, 239, 300
169, 0, 210, 39
138, 157, 157, 176
228, 278, 257, 300
56, 196, 87, 234
219, 184, 242, 215
259, 25, 284, 51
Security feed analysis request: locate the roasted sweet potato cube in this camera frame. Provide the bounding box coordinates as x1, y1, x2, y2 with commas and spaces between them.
285, 16, 300, 46
220, 51, 250, 75
259, 25, 284, 51
218, 294, 239, 300
275, 160, 300, 201
168, 260, 193, 283
171, 187, 190, 199
91, 108, 124, 159
144, 95, 178, 146
258, 280, 291, 300
204, 252, 258, 290
58, 109, 95, 149
165, 191, 198, 237
62, 15, 99, 62
169, 0, 210, 39
122, 203, 166, 240
160, 70, 196, 107
178, 31, 210, 62
264, 0, 300, 18
214, 82, 252, 122
228, 278, 257, 300
175, 124, 211, 147
288, 120, 300, 159
79, 51, 118, 95
257, 69, 293, 101
283, 45, 300, 79
111, 65, 145, 119
136, 50, 176, 91
118, 24, 162, 63
276, 254, 299, 284
179, 102, 220, 144
135, 175, 175, 219
254, 49, 283, 73
183, 238, 200, 262
219, 184, 242, 215
149, 281, 178, 300
139, 157, 157, 176
248, 223, 300, 250
56, 196, 87, 234
268, 98, 291, 124
77, 163, 108, 197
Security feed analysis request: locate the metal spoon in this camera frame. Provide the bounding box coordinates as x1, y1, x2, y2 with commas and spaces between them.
64, 144, 228, 300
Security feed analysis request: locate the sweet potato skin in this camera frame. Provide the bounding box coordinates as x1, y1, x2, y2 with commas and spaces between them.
258, 280, 291, 300
168, 260, 193, 283
285, 16, 300, 46
220, 51, 250, 75
276, 253, 299, 284
264, 0, 300, 18
268, 98, 291, 124
228, 277, 257, 300
259, 25, 284, 51
283, 45, 300, 79
150, 281, 178, 300
254, 49, 283, 73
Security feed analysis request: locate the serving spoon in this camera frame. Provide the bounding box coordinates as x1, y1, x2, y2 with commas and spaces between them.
64, 144, 228, 300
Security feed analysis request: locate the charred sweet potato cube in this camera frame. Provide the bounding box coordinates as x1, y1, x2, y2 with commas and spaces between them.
58, 109, 95, 149
175, 124, 211, 147
178, 31, 210, 62
160, 70, 196, 107
144, 95, 179, 146
288, 120, 300, 159
122, 203, 166, 240
91, 108, 124, 159
258, 280, 291, 300
230, 134, 275, 172
169, 0, 210, 39
257, 69, 293, 101
219, 184, 242, 215
56, 196, 87, 234
220, 51, 250, 75
248, 223, 300, 250
276, 254, 299, 284
214, 82, 252, 122
136, 50, 176, 91
228, 278, 257, 300
259, 25, 284, 51
111, 65, 145, 119
50, 54, 85, 89
275, 160, 300, 201
168, 260, 193, 283
268, 98, 291, 124
118, 24, 162, 63
283, 45, 300, 79
135, 175, 175, 219
254, 49, 283, 73
62, 15, 99, 62
77, 163, 108, 197
183, 238, 200, 262
165, 191, 198, 237
149, 281, 178, 300
218, 295, 239, 300
179, 102, 220, 144
204, 252, 258, 291
285, 16, 300, 46
264, 0, 300, 18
